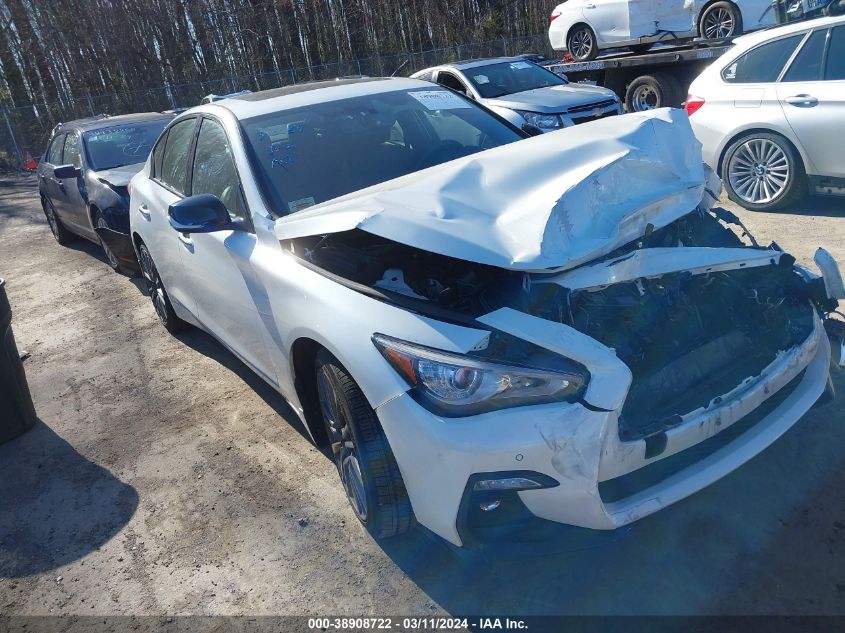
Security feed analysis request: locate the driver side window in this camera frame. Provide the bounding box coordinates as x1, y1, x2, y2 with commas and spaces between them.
190, 118, 246, 222
437, 71, 470, 96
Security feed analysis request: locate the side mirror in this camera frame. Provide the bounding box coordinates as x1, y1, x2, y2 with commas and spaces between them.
53, 164, 79, 179
168, 194, 232, 234
522, 123, 544, 137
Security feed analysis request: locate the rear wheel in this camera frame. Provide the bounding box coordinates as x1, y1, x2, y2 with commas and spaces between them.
42, 196, 74, 245
699, 2, 743, 39
722, 132, 805, 211
137, 243, 188, 334
567, 25, 598, 61
625, 73, 682, 112
315, 349, 414, 539
92, 208, 120, 271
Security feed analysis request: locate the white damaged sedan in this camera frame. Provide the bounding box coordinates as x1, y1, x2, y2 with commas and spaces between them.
129, 78, 844, 548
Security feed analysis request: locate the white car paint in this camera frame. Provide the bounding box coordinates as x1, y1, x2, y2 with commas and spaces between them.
688, 15, 845, 193
130, 78, 840, 547
549, 0, 776, 53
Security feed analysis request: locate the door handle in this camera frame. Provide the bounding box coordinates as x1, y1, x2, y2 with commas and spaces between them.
785, 94, 818, 107
585, 3, 596, 7
138, 204, 151, 219
177, 232, 193, 247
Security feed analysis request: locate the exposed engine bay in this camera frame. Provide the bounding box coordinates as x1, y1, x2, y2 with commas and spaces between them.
283, 207, 833, 440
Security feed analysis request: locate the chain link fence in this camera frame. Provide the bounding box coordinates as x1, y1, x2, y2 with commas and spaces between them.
0, 33, 554, 172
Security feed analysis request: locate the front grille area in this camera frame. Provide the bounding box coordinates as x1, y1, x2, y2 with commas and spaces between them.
568, 98, 617, 114
598, 369, 807, 504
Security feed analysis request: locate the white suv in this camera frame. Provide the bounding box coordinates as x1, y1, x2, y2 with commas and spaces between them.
688, 15, 845, 210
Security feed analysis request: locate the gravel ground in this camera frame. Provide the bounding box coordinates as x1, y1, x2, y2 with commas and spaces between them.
0, 174, 843, 616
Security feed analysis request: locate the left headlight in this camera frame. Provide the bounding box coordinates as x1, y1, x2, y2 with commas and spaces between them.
516, 110, 563, 130
372, 334, 588, 417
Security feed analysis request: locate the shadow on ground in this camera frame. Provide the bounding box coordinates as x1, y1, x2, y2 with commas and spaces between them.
0, 421, 138, 578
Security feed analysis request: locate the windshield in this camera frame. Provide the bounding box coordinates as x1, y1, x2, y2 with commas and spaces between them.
464, 61, 567, 98
83, 120, 169, 171
241, 88, 524, 215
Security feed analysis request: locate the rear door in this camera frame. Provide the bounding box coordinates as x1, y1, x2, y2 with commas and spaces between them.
139, 116, 199, 317
776, 24, 845, 179
38, 134, 67, 218
54, 131, 91, 234
178, 116, 275, 383
583, 0, 632, 45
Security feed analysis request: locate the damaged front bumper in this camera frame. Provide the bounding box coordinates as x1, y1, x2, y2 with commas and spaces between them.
377, 314, 830, 548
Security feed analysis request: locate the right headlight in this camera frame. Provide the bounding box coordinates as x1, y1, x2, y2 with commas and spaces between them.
372, 333, 588, 417
516, 110, 563, 130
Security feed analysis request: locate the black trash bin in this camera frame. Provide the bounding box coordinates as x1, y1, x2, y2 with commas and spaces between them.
0, 278, 37, 444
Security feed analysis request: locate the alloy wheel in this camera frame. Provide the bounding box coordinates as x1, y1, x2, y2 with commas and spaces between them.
317, 369, 368, 522
570, 29, 593, 60
44, 201, 60, 240
95, 215, 119, 268
703, 8, 734, 39
138, 247, 169, 327
727, 138, 790, 205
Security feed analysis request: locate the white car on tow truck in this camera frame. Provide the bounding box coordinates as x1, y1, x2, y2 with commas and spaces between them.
129, 77, 844, 547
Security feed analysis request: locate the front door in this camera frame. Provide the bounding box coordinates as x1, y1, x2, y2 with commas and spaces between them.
179, 116, 276, 384
776, 25, 845, 179
54, 131, 92, 236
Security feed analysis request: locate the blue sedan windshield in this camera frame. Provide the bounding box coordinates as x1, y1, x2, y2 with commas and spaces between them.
83, 120, 169, 171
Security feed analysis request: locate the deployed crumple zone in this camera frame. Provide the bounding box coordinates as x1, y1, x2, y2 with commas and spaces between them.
278, 108, 840, 498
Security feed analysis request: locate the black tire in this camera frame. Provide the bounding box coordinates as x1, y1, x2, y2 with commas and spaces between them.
42, 196, 75, 245
137, 243, 188, 334
628, 44, 653, 55
315, 349, 414, 539
567, 24, 598, 61
721, 132, 806, 212
699, 1, 743, 40
625, 73, 683, 112
91, 208, 120, 271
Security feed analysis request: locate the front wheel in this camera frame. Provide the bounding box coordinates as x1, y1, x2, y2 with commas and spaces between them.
722, 132, 805, 211
567, 25, 598, 61
137, 243, 188, 334
42, 196, 75, 245
699, 1, 743, 39
92, 209, 120, 271
315, 349, 414, 539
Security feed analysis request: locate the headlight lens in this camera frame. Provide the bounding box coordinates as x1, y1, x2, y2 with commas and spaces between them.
372, 334, 587, 416
516, 110, 562, 130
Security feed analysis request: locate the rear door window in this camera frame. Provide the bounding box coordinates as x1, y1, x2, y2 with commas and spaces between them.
157, 118, 197, 195
46, 134, 65, 164
722, 34, 804, 83
825, 25, 845, 80
782, 29, 827, 82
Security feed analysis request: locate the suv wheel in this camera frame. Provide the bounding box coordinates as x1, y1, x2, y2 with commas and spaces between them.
315, 349, 414, 539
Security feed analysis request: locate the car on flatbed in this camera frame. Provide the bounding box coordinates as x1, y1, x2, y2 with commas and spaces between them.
411, 57, 621, 132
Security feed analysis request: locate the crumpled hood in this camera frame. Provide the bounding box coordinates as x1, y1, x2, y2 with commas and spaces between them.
92, 162, 144, 187
483, 83, 617, 113
274, 108, 707, 272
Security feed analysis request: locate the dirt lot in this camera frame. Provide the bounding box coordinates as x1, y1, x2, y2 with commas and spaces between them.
0, 173, 844, 616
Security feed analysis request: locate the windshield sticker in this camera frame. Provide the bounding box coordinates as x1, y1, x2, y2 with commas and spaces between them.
473, 74, 490, 85
288, 196, 315, 213
509, 61, 533, 70
409, 90, 472, 110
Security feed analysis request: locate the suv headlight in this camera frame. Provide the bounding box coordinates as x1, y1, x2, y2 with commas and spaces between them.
373, 334, 587, 416
516, 110, 562, 130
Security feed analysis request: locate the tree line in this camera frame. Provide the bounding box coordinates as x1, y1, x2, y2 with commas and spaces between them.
0, 0, 554, 108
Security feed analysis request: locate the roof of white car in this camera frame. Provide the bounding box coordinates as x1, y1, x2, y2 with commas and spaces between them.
733, 14, 845, 48
213, 77, 432, 120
